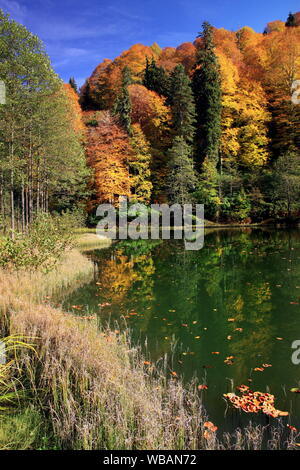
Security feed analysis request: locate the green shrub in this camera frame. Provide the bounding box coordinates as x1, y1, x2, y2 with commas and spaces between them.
0, 213, 72, 271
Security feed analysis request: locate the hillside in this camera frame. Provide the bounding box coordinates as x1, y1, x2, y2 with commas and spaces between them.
76, 12, 300, 224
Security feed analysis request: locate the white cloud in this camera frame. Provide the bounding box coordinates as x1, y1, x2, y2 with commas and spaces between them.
0, 0, 27, 22
35, 19, 119, 41
63, 47, 88, 58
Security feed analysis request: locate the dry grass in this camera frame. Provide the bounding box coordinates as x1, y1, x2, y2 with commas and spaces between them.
10, 303, 211, 449
75, 233, 112, 252
0, 243, 298, 450
0, 248, 94, 317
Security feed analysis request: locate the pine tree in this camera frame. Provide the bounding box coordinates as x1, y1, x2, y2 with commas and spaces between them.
113, 67, 132, 135
79, 80, 94, 110
166, 136, 196, 204
169, 64, 196, 143
69, 77, 78, 93
122, 66, 133, 87
192, 21, 222, 164
286, 12, 297, 27
143, 57, 169, 97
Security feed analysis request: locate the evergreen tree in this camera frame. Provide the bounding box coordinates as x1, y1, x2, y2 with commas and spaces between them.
143, 57, 169, 97
192, 21, 222, 164
169, 64, 196, 143
113, 67, 132, 134
79, 80, 94, 110
285, 12, 297, 27
166, 136, 196, 204
69, 77, 78, 93
122, 65, 133, 87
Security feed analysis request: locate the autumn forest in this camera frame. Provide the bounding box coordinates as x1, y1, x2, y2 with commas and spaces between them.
1, 4, 300, 452
78, 11, 300, 224
0, 10, 300, 229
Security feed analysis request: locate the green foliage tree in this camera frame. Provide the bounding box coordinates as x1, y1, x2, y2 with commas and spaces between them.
195, 158, 221, 219
129, 124, 153, 204
169, 64, 196, 143
69, 77, 78, 93
285, 12, 297, 27
166, 137, 196, 204
273, 151, 300, 218
0, 9, 89, 236
113, 67, 132, 134
143, 57, 169, 97
192, 21, 222, 164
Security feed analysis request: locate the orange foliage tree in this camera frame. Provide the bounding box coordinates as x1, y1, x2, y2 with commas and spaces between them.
85, 111, 132, 206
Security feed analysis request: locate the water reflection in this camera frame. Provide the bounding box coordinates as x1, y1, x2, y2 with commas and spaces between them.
63, 229, 300, 432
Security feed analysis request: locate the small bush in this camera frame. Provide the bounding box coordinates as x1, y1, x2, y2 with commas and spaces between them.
0, 213, 72, 271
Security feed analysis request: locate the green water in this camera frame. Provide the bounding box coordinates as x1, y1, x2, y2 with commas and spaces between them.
63, 229, 300, 433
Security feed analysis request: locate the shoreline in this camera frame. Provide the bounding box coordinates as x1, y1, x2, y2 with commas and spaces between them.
0, 234, 298, 450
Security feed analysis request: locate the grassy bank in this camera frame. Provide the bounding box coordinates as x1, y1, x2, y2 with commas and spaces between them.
0, 239, 298, 450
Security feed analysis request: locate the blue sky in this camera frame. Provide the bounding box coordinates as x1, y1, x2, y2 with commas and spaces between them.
0, 0, 299, 88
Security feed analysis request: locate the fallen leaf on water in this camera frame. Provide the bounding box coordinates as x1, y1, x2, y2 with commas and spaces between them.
262, 363, 272, 368
171, 371, 178, 377
143, 361, 151, 366
290, 388, 300, 393
254, 367, 265, 372
287, 425, 297, 432
195, 336, 201, 339
192, 321, 198, 324
227, 318, 235, 322
224, 389, 288, 418
211, 351, 220, 355
227, 335, 232, 340
276, 337, 284, 341
182, 323, 188, 327
235, 328, 243, 332
224, 355, 235, 365
198, 384, 208, 390
204, 421, 218, 432
236, 385, 250, 393
290, 302, 299, 305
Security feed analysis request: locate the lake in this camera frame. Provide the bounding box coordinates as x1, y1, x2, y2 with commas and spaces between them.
63, 228, 300, 434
